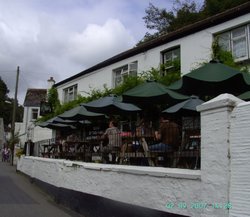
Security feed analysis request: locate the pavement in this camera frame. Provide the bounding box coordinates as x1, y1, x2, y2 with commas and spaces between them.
0, 161, 85, 217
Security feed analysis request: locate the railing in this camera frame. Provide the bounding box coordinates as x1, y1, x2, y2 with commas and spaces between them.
34, 128, 200, 169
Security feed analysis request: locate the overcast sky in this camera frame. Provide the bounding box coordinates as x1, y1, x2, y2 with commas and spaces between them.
0, 0, 204, 104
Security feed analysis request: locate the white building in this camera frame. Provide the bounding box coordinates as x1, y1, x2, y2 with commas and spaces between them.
54, 3, 250, 104
18, 77, 56, 147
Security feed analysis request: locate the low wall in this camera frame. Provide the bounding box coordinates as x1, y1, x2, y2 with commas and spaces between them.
17, 156, 201, 217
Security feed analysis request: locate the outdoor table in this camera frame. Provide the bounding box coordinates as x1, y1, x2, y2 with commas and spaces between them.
41, 143, 60, 158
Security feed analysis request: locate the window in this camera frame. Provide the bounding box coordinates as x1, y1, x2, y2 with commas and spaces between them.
161, 47, 180, 75
63, 84, 78, 103
162, 47, 180, 65
31, 109, 38, 120
113, 61, 138, 87
217, 24, 250, 61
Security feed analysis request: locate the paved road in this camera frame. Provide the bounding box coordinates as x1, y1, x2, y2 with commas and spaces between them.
0, 161, 84, 217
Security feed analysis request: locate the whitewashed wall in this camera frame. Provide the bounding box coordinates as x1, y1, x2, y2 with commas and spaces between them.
18, 106, 52, 147
18, 157, 202, 217
229, 101, 250, 217
56, 14, 250, 102
197, 94, 243, 217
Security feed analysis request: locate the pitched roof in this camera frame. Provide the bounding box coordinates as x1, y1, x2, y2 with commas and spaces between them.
54, 2, 250, 87
23, 89, 47, 107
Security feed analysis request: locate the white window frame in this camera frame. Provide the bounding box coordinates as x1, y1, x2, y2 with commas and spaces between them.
113, 61, 138, 87
31, 108, 38, 121
217, 24, 250, 62
63, 84, 78, 103
161, 47, 180, 71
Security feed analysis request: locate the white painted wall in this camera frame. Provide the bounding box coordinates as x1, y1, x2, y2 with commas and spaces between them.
18, 106, 52, 147
56, 14, 250, 103
229, 101, 250, 217
197, 94, 243, 217
18, 157, 202, 217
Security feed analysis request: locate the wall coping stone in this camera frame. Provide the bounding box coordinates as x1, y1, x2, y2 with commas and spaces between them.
197, 93, 243, 112
24, 156, 201, 180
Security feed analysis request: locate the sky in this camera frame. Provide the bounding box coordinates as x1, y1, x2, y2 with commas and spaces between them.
0, 0, 204, 104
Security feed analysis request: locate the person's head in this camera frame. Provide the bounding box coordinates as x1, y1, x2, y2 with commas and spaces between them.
159, 116, 169, 123
109, 120, 118, 128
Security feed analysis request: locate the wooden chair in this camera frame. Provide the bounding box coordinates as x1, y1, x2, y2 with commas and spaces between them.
174, 129, 200, 169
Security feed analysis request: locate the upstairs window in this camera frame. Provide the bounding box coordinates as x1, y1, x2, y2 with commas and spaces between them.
113, 61, 138, 87
217, 24, 250, 61
63, 84, 78, 103
31, 109, 38, 120
161, 47, 180, 75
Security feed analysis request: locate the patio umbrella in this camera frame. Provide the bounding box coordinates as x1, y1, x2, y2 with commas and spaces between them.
162, 95, 204, 116
82, 95, 141, 115
122, 80, 189, 104
53, 116, 91, 125
58, 105, 105, 120
36, 117, 77, 130
168, 60, 250, 98
38, 122, 76, 130
237, 91, 250, 101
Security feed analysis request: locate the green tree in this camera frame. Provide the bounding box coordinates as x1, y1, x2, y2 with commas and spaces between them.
0, 77, 23, 128
47, 86, 61, 112
0, 77, 12, 126
0, 76, 9, 102
143, 3, 174, 34
138, 0, 249, 45
202, 0, 249, 17
139, 1, 201, 45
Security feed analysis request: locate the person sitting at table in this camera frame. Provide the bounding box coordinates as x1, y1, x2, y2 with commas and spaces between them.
101, 119, 122, 163
133, 117, 154, 151
149, 116, 180, 152
136, 117, 153, 137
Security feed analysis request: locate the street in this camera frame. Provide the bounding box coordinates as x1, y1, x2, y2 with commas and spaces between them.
0, 161, 84, 217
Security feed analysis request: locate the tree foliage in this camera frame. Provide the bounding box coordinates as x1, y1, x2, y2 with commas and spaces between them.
0, 77, 23, 128
143, 3, 174, 34
47, 86, 61, 112
202, 0, 249, 17
138, 0, 249, 45
140, 60, 181, 86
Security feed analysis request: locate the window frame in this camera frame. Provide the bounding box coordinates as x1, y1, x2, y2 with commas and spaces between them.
31, 108, 39, 121
216, 24, 250, 62
161, 47, 180, 70
63, 84, 78, 103
113, 61, 138, 87
160, 46, 181, 76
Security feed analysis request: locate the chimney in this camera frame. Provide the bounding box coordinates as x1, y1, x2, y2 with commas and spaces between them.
47, 77, 55, 90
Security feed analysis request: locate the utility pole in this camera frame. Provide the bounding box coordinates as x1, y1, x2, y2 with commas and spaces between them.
10, 66, 20, 165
